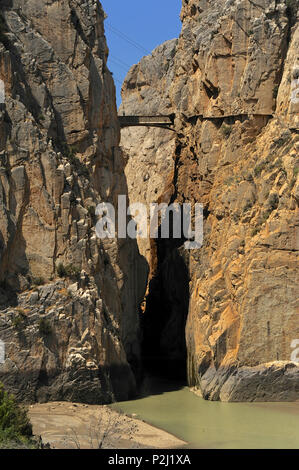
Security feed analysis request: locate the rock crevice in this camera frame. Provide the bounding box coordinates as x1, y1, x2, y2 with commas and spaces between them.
121, 0, 299, 401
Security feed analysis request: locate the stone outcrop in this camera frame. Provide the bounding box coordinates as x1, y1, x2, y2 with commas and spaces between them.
0, 0, 147, 403
121, 0, 299, 400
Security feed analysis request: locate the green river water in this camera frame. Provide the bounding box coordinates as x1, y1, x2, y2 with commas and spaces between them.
110, 377, 299, 449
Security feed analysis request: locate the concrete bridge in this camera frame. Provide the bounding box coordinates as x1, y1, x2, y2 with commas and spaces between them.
119, 115, 174, 130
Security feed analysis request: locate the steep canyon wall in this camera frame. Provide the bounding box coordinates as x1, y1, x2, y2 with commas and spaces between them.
121, 0, 299, 400
0, 0, 147, 403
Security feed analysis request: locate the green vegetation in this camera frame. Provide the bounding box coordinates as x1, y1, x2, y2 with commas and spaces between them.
260, 209, 272, 224
57, 262, 80, 279
267, 192, 279, 211
272, 156, 287, 177
251, 227, 260, 237
12, 315, 25, 329
221, 123, 233, 138
62, 144, 89, 178
62, 144, 79, 166
274, 134, 291, 148
283, 141, 294, 155
251, 205, 276, 237
39, 318, 52, 336
286, 0, 297, 25
289, 166, 299, 189
250, 213, 270, 237
57, 262, 67, 277
243, 200, 254, 213
254, 160, 268, 177
0, 382, 42, 448
32, 277, 45, 286
12, 309, 27, 329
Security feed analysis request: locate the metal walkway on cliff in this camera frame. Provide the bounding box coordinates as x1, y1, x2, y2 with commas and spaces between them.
118, 115, 175, 130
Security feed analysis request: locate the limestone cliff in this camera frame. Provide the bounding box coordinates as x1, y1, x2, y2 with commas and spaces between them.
121, 0, 299, 400
0, 0, 147, 403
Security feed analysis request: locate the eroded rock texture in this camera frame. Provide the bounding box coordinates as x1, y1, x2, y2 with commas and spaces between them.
0, 0, 147, 403
121, 0, 299, 400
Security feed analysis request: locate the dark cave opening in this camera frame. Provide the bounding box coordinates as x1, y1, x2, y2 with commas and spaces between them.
140, 230, 190, 384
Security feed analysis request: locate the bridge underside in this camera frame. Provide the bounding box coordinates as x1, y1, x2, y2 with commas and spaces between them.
118, 115, 174, 130
120, 123, 175, 131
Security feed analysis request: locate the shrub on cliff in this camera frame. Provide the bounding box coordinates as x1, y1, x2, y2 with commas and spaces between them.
32, 277, 45, 286
39, 318, 52, 336
286, 0, 297, 25
0, 382, 36, 448
62, 144, 89, 178
221, 123, 232, 138
57, 262, 80, 280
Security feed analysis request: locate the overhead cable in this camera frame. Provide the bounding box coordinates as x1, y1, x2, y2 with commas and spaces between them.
105, 22, 150, 55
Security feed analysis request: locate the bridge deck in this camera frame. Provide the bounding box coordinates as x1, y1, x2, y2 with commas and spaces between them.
119, 115, 174, 128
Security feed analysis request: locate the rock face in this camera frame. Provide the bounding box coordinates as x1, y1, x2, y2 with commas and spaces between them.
0, 0, 147, 403
120, 39, 177, 266
121, 0, 299, 400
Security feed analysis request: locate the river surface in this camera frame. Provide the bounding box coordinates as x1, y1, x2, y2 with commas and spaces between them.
110, 377, 299, 449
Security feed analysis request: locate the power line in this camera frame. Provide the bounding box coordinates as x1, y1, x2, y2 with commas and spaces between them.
109, 57, 129, 72
106, 60, 126, 85
110, 54, 131, 69
113, 77, 124, 86
105, 22, 150, 55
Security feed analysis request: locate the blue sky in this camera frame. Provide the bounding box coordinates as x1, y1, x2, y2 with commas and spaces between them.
101, 0, 182, 108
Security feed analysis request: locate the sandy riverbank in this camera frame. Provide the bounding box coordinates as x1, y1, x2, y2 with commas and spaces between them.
28, 402, 186, 449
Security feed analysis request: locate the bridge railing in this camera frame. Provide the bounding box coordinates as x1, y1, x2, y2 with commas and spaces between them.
118, 115, 174, 128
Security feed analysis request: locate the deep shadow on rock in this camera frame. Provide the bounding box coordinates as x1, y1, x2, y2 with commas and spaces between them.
198, 362, 299, 402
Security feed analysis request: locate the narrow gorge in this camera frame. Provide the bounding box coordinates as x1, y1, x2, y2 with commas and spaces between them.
0, 0, 298, 407
121, 0, 299, 401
